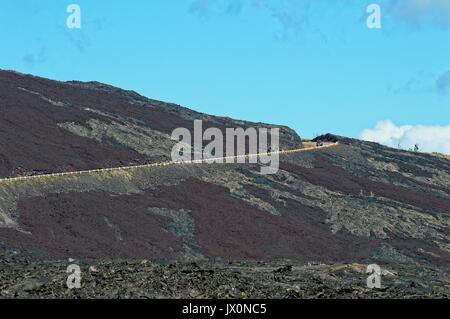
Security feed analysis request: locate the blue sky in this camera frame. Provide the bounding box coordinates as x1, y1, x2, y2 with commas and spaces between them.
0, 0, 449, 149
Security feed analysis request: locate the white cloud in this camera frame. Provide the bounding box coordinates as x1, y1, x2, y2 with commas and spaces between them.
190, 0, 450, 29
385, 0, 450, 27
360, 120, 450, 154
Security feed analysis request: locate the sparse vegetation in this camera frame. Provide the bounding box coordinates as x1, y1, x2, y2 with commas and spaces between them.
302, 141, 316, 148
432, 152, 450, 160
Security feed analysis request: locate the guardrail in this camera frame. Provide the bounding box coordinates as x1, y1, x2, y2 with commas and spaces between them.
0, 142, 338, 184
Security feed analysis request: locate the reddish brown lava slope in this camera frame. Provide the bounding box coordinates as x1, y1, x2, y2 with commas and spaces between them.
0, 71, 449, 267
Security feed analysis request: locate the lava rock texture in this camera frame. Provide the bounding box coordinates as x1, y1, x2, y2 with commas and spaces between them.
0, 70, 449, 298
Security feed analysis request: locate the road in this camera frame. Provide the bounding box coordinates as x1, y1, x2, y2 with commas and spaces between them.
0, 142, 338, 183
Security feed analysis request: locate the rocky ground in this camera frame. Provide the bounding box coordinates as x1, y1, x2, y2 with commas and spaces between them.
1, 71, 450, 299
1, 252, 449, 299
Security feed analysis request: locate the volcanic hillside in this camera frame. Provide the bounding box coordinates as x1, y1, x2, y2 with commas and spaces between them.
0, 70, 301, 178
0, 70, 449, 267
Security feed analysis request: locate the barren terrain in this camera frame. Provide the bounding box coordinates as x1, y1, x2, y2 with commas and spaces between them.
0, 70, 449, 298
